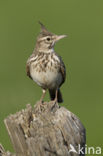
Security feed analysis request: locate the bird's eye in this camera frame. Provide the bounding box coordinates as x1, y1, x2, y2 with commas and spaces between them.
47, 37, 51, 41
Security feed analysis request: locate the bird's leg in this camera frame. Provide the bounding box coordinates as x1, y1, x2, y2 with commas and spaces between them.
54, 89, 58, 103
40, 89, 46, 103
34, 89, 46, 113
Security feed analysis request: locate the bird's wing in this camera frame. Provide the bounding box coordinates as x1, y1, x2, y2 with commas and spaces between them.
26, 60, 32, 79
26, 53, 35, 79
59, 56, 66, 86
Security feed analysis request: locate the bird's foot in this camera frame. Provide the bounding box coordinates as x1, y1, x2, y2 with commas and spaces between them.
53, 97, 58, 104
34, 100, 46, 113
50, 98, 58, 107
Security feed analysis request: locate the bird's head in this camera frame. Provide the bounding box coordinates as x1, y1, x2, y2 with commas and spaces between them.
35, 22, 67, 53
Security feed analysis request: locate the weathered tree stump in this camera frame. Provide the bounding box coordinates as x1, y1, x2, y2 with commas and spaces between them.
0, 101, 86, 156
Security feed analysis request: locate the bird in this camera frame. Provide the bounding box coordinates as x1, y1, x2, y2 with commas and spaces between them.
26, 22, 66, 103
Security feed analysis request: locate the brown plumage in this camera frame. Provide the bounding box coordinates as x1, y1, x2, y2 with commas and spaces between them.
26, 22, 66, 103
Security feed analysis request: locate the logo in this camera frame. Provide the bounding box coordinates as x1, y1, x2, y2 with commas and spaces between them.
68, 144, 102, 155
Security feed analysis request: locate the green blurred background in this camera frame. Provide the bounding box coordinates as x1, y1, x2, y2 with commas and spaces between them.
0, 0, 103, 155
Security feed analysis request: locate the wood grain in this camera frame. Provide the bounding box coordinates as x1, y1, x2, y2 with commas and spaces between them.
0, 101, 86, 156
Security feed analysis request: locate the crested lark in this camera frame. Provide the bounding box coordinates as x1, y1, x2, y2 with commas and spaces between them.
26, 22, 66, 103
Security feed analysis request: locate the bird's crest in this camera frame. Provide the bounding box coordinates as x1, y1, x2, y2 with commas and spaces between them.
38, 21, 53, 36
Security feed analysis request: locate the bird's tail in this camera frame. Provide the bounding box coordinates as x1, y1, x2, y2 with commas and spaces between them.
49, 88, 63, 103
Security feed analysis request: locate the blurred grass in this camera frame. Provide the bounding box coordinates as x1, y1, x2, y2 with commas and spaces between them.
0, 0, 103, 155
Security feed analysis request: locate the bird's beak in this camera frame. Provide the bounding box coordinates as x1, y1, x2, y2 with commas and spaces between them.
54, 35, 67, 42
